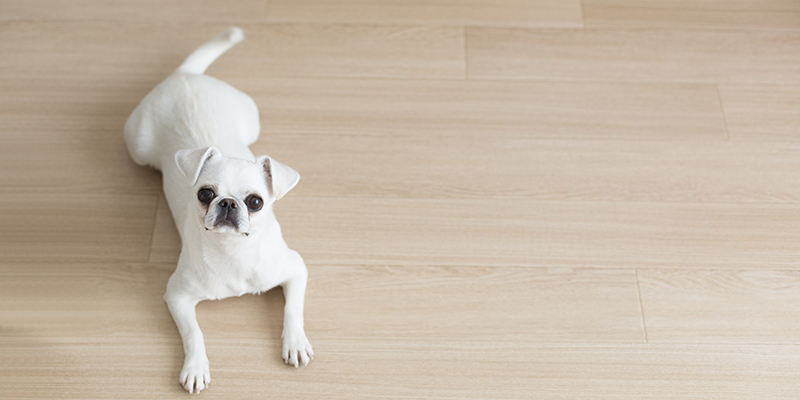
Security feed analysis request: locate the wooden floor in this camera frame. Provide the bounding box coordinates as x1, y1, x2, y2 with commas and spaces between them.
1, 1, 800, 398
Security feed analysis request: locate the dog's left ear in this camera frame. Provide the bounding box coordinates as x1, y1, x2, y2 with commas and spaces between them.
257, 155, 300, 201
175, 147, 221, 185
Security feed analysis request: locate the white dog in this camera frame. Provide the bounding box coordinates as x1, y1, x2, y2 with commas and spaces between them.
124, 27, 313, 394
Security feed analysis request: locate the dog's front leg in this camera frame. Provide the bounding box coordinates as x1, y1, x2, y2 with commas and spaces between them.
281, 262, 314, 367
165, 290, 210, 394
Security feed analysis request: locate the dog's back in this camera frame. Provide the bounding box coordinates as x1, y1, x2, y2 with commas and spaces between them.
124, 27, 260, 171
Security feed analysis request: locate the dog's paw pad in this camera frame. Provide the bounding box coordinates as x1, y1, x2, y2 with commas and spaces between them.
282, 330, 314, 368
179, 358, 210, 394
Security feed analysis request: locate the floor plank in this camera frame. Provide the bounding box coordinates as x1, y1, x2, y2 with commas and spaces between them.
254, 134, 800, 203
219, 77, 726, 140
0, 127, 161, 194
0, 263, 284, 340
0, 77, 160, 194
0, 193, 157, 263
719, 84, 800, 141
283, 199, 800, 269
466, 27, 800, 83
639, 269, 800, 343
302, 266, 643, 342
0, 21, 213, 80
0, 263, 175, 338
1, 338, 797, 399
0, 21, 465, 80
149, 194, 181, 264
2, 0, 799, 396
210, 23, 465, 79
151, 196, 800, 269
0, 0, 269, 23
148, 193, 179, 264
0, 263, 644, 343
266, 0, 583, 28
583, 0, 800, 31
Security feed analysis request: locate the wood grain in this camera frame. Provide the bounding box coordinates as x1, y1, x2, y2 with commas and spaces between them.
0, 0, 269, 22
0, 127, 161, 194
222, 77, 726, 140
302, 266, 643, 342
149, 196, 800, 269
3, 0, 800, 397
0, 262, 285, 340
0, 21, 465, 80
639, 269, 800, 343
0, 193, 157, 263
254, 134, 800, 203
0, 77, 160, 194
0, 263, 175, 337
1, 338, 798, 399
0, 264, 643, 342
583, 0, 800, 30
149, 194, 182, 264
281, 199, 800, 270
0, 20, 216, 80
211, 23, 465, 79
719, 84, 800, 141
466, 27, 800, 83
266, 0, 583, 27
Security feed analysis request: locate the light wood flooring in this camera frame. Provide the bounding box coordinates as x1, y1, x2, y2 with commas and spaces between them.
1, 1, 799, 398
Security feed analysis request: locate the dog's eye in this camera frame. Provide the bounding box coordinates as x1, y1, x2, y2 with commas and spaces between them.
245, 195, 263, 212
197, 188, 215, 204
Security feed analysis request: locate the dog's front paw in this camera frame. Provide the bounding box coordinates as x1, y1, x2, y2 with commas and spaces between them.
282, 329, 314, 368
179, 355, 210, 394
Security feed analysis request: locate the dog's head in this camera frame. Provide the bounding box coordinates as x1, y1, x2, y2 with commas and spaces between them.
175, 147, 299, 236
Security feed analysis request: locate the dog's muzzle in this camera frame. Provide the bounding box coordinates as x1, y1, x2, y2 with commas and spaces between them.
213, 198, 240, 228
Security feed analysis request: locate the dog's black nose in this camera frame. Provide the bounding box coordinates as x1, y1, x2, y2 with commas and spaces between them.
218, 198, 237, 209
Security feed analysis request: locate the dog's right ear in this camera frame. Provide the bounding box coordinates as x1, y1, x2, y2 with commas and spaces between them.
256, 155, 300, 201
175, 147, 221, 185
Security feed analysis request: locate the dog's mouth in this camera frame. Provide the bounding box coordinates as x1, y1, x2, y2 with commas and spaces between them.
204, 213, 249, 236
209, 215, 240, 231
205, 221, 249, 237
213, 219, 237, 228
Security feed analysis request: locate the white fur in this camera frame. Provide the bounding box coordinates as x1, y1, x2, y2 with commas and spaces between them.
124, 27, 313, 394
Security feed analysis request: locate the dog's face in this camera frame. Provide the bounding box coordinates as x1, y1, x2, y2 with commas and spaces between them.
175, 147, 299, 236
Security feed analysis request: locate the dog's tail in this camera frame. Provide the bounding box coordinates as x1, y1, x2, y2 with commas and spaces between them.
177, 27, 244, 75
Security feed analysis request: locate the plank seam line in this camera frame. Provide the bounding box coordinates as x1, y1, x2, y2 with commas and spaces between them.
635, 268, 648, 343
462, 26, 469, 80
715, 84, 730, 141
